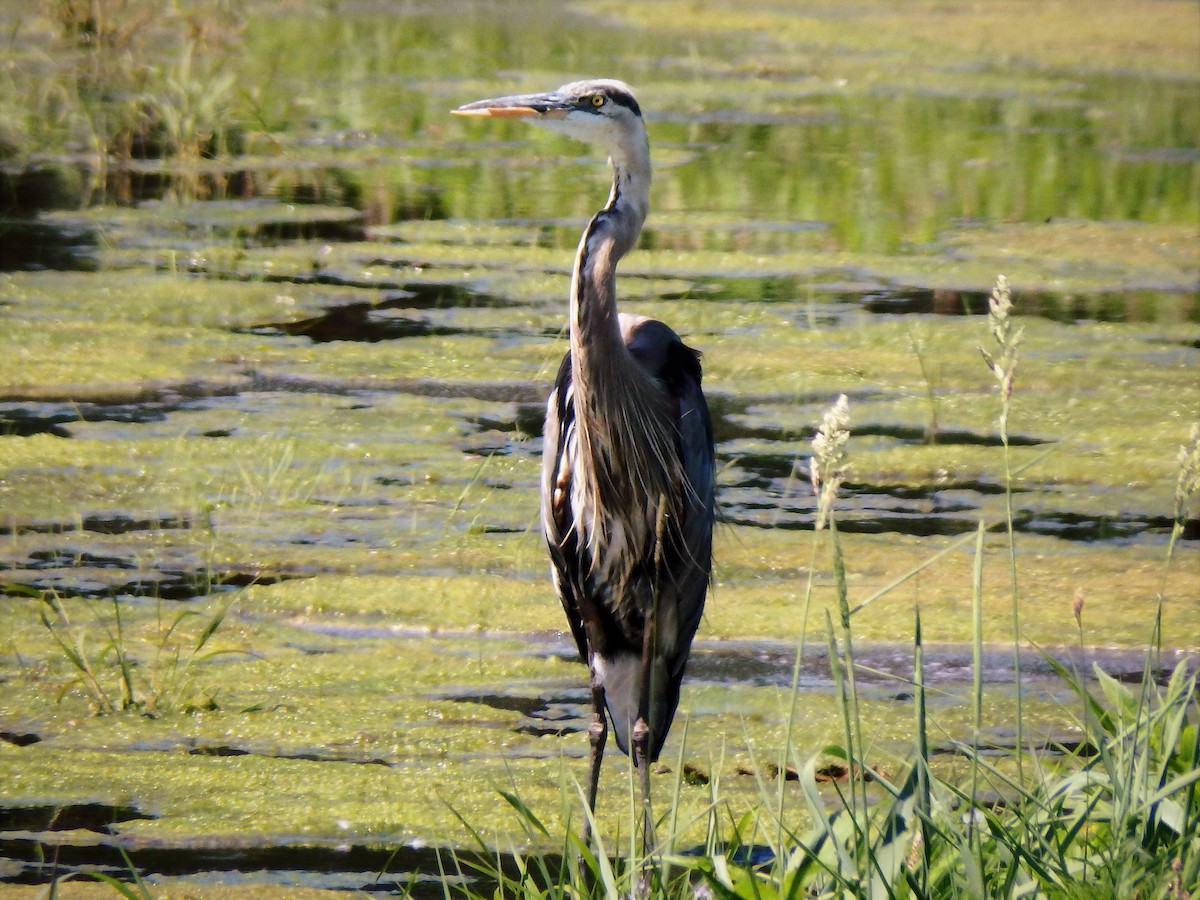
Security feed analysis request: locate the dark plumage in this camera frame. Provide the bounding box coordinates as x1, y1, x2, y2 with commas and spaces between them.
544, 314, 713, 761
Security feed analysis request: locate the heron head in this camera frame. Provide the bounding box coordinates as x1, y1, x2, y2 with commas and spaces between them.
453, 79, 645, 154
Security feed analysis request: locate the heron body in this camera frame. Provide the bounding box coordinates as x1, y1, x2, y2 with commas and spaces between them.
545, 311, 712, 759
453, 79, 714, 835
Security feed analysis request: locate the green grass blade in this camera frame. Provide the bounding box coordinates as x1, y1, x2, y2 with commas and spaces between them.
498, 788, 551, 838
194, 597, 236, 654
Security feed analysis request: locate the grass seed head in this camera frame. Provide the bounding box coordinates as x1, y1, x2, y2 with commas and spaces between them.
811, 393, 851, 530
978, 274, 1024, 432
1174, 423, 1200, 527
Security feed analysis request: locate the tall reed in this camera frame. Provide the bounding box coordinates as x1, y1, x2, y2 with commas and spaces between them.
978, 274, 1026, 780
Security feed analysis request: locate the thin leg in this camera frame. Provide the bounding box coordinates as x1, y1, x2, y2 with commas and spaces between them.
631, 716, 653, 851
634, 623, 657, 856
582, 678, 607, 854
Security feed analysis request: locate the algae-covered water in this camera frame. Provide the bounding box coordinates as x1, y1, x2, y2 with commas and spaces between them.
0, 0, 1197, 895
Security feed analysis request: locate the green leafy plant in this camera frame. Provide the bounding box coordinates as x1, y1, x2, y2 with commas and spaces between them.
37, 588, 235, 716
22, 0, 245, 203
143, 37, 239, 201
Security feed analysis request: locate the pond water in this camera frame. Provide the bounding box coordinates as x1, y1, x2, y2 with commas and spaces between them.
0, 0, 1197, 895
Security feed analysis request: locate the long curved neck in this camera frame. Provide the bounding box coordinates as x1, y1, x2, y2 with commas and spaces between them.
569, 131, 651, 388
569, 128, 678, 521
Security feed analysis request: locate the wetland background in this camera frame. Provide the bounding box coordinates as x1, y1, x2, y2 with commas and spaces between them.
0, 0, 1198, 896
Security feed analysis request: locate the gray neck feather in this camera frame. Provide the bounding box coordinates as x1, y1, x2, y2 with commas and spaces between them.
568, 125, 678, 548
570, 133, 650, 370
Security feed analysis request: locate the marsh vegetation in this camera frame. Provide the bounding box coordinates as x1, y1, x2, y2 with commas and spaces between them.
0, 0, 1197, 896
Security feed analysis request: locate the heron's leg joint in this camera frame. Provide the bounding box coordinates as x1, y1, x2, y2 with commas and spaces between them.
631, 717, 650, 759
589, 713, 607, 747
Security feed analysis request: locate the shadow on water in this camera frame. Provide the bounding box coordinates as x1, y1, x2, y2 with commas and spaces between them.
0, 803, 153, 833
0, 219, 98, 272
239, 280, 515, 341
858, 284, 1200, 324
0, 510, 294, 601
713, 413, 1048, 447
721, 457, 1197, 542
1, 513, 192, 537
686, 277, 1199, 325
0, 400, 194, 437
433, 634, 1188, 730
2, 550, 288, 601
0, 826, 515, 897
245, 298, 468, 343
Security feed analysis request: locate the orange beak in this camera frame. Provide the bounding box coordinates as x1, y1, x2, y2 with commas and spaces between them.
452, 90, 571, 119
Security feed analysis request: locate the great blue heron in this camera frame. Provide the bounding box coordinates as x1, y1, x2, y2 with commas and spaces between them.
453, 79, 715, 840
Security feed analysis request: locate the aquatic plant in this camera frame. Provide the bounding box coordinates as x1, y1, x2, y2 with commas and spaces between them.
36, 588, 235, 716
142, 38, 239, 201
405, 603, 1198, 898
6, 0, 244, 204
906, 323, 944, 445
48, 845, 154, 900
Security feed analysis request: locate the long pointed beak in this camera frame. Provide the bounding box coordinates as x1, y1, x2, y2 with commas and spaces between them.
451, 91, 570, 119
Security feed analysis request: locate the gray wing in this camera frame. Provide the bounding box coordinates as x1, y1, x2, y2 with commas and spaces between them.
625, 316, 715, 758
660, 334, 715, 682
540, 351, 590, 662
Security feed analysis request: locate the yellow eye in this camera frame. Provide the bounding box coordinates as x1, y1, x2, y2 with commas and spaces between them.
589, 94, 606, 108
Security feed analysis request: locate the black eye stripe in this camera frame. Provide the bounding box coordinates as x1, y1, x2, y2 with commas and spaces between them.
580, 89, 642, 118
607, 89, 641, 117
